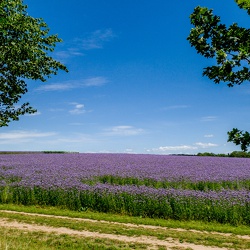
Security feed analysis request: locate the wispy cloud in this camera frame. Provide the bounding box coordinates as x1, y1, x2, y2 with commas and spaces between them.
204, 134, 214, 138
37, 83, 74, 91
149, 141, 218, 153
102, 126, 144, 136
76, 29, 115, 50
124, 148, 134, 153
194, 142, 218, 148
36, 77, 109, 91
54, 29, 115, 61
201, 116, 217, 122
69, 122, 85, 126
150, 145, 198, 152
0, 130, 56, 144
69, 103, 86, 115
25, 111, 42, 116
54, 49, 85, 61
84, 77, 108, 87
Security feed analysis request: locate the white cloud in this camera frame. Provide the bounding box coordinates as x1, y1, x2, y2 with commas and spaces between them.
204, 134, 214, 138
70, 109, 85, 115
194, 142, 218, 148
201, 116, 217, 122
102, 126, 144, 136
55, 48, 84, 60
36, 77, 108, 91
149, 141, 218, 153
54, 29, 115, 62
69, 103, 86, 115
25, 111, 41, 116
76, 104, 84, 109
124, 148, 134, 153
84, 77, 108, 87
69, 122, 84, 126
0, 130, 56, 144
77, 29, 115, 50
37, 83, 75, 91
151, 145, 198, 152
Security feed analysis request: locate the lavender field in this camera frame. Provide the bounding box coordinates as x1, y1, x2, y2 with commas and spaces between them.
1, 153, 250, 225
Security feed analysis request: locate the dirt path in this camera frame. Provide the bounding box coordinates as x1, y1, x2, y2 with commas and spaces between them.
0, 210, 244, 250
1, 210, 249, 240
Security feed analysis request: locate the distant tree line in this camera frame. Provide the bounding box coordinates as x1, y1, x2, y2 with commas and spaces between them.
197, 151, 250, 158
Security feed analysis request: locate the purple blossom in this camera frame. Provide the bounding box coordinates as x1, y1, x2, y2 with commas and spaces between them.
0, 153, 250, 224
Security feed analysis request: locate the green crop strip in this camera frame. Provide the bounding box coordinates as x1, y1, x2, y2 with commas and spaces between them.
82, 174, 250, 191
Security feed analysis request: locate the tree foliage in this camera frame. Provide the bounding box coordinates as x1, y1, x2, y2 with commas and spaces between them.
236, 0, 250, 14
188, 1, 250, 152
227, 128, 250, 152
187, 2, 250, 87
0, 0, 68, 126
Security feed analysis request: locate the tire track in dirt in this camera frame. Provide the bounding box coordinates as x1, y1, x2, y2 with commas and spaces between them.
0, 218, 227, 250
1, 210, 249, 240
0, 210, 246, 249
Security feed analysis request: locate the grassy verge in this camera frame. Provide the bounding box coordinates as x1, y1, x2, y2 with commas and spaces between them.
0, 228, 145, 250
0, 204, 250, 235
0, 204, 250, 249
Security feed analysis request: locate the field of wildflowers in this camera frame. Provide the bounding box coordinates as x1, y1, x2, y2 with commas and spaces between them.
0, 153, 250, 225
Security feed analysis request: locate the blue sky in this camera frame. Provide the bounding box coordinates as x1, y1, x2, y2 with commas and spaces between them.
0, 0, 250, 154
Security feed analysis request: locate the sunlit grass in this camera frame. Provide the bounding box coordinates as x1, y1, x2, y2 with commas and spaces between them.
0, 204, 250, 249
0, 227, 144, 250
1, 203, 250, 235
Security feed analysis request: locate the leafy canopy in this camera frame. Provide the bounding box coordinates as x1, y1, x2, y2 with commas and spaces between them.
0, 0, 68, 126
188, 1, 250, 152
236, 0, 250, 14
187, 1, 250, 87
227, 128, 250, 152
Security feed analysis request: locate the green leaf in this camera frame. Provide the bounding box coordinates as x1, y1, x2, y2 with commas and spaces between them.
0, 0, 68, 126
187, 5, 250, 86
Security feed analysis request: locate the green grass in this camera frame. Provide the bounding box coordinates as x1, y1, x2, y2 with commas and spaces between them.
1, 203, 250, 235
0, 228, 145, 250
0, 204, 250, 249
82, 174, 250, 191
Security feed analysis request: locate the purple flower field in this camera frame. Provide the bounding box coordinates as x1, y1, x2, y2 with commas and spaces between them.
0, 153, 250, 225
1, 153, 250, 185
